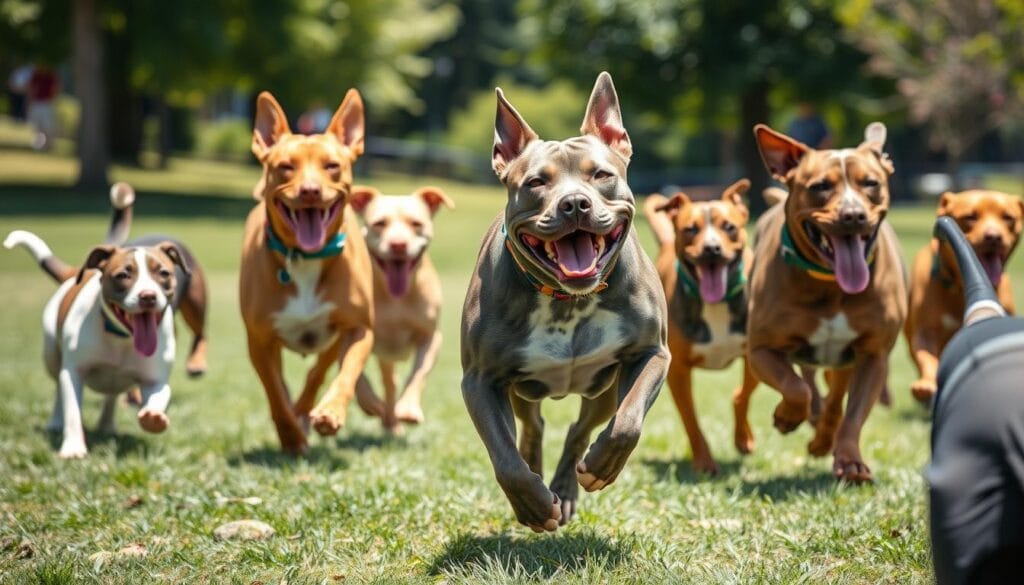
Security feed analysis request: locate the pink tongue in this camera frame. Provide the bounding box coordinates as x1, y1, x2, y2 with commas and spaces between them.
553, 232, 597, 277
132, 312, 159, 357
830, 235, 870, 294
697, 264, 728, 304
384, 260, 414, 297
293, 208, 325, 252
981, 254, 1004, 287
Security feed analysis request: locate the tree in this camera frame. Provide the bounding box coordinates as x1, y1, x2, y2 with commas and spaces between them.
73, 0, 109, 189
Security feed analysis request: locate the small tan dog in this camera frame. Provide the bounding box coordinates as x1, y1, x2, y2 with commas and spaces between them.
644, 180, 758, 474
349, 185, 454, 433
905, 189, 1022, 403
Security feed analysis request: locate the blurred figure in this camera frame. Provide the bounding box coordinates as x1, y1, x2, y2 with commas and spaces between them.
927, 216, 1024, 585
297, 100, 331, 135
26, 65, 59, 150
786, 102, 832, 149
7, 64, 33, 121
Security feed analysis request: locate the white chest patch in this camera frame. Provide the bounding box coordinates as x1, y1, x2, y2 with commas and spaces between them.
518, 297, 625, 397
806, 312, 859, 366
691, 302, 745, 370
272, 259, 338, 354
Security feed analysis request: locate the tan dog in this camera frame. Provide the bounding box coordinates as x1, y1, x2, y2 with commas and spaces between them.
239, 90, 374, 454
748, 122, 907, 482
348, 185, 454, 433
643, 180, 759, 474
905, 189, 1022, 402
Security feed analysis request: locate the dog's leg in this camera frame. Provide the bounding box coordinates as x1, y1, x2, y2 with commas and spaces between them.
396, 331, 442, 425
355, 371, 385, 418
379, 360, 401, 434
247, 335, 307, 454
832, 353, 886, 482
909, 328, 941, 404
293, 336, 344, 433
748, 346, 811, 433
577, 348, 669, 492
46, 384, 64, 433
667, 360, 716, 474
57, 368, 87, 458
510, 393, 544, 476
733, 360, 759, 455
97, 394, 118, 435
463, 372, 561, 532
550, 389, 616, 525
179, 289, 208, 377
137, 382, 171, 433
808, 367, 851, 457
802, 367, 822, 425
310, 326, 374, 436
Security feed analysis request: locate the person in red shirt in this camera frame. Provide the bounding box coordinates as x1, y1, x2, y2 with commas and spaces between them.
26, 65, 59, 150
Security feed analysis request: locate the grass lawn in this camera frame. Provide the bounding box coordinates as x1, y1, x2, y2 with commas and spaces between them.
1, 147, 1016, 583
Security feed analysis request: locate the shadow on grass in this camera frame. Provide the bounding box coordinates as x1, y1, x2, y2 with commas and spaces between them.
638, 457, 742, 483
40, 426, 154, 458
0, 184, 254, 218
227, 430, 403, 469
737, 469, 841, 501
427, 529, 631, 579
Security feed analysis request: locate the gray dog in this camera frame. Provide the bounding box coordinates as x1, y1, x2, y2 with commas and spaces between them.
461, 72, 669, 532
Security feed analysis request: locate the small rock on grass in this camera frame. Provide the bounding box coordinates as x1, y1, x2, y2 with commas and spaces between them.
213, 520, 275, 541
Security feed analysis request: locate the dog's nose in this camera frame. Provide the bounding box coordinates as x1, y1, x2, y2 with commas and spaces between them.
704, 242, 723, 256
390, 241, 408, 256
558, 194, 592, 218
839, 206, 868, 229
299, 182, 322, 201
983, 230, 1002, 244
138, 290, 158, 309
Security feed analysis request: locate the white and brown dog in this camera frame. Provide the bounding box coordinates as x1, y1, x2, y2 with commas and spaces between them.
349, 185, 454, 433
5, 230, 189, 458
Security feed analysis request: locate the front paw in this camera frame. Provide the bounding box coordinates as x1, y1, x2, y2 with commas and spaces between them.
734, 423, 755, 455
137, 409, 169, 433
310, 407, 345, 436
576, 432, 639, 492
394, 399, 424, 425
500, 470, 562, 532
833, 441, 872, 483
691, 451, 720, 475
807, 433, 834, 457
58, 440, 87, 459
549, 473, 579, 526
910, 378, 937, 404
773, 398, 809, 434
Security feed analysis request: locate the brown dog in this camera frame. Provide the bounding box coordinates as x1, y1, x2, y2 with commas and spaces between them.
349, 185, 454, 433
643, 180, 759, 474
905, 189, 1022, 402
240, 90, 374, 454
748, 122, 907, 482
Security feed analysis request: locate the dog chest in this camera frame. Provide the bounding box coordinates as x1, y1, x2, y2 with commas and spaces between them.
272, 259, 339, 355
798, 312, 859, 367
516, 297, 624, 398
691, 302, 745, 370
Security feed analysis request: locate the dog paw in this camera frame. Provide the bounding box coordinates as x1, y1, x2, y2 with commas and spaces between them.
280, 434, 308, 456
137, 409, 169, 433
310, 407, 345, 436
692, 453, 720, 475
773, 399, 809, 434
576, 432, 637, 492
549, 474, 580, 526
58, 441, 87, 459
125, 388, 142, 407
910, 379, 936, 404
185, 359, 207, 378
807, 433, 834, 457
501, 471, 562, 532
833, 443, 872, 483
394, 400, 424, 425
734, 425, 755, 455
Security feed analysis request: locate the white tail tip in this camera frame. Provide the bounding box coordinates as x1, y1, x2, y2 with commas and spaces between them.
110, 182, 136, 210
4, 229, 53, 261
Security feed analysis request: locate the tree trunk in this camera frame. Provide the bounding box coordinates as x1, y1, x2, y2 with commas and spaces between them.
157, 97, 172, 169
738, 80, 771, 217
73, 0, 109, 189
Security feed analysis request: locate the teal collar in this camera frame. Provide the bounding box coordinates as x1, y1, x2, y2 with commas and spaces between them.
100, 298, 131, 338
780, 222, 837, 281
266, 222, 346, 284
676, 259, 746, 301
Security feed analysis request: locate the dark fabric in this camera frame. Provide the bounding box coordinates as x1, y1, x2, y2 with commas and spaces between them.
785, 115, 829, 148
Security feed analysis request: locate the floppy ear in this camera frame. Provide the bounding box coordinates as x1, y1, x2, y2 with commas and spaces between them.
754, 124, 809, 181
414, 187, 455, 216
861, 121, 894, 174
722, 178, 751, 206
937, 191, 955, 216
76, 245, 116, 284
252, 92, 290, 161
349, 185, 380, 215
492, 88, 539, 175
580, 71, 632, 160
157, 241, 191, 278
656, 192, 691, 219
327, 88, 365, 156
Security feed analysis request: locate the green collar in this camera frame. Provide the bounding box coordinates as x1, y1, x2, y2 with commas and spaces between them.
266, 222, 346, 284
780, 222, 838, 281
675, 259, 746, 301
100, 298, 131, 339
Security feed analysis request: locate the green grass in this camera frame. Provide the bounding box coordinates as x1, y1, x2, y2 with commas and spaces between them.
3, 148, 1018, 583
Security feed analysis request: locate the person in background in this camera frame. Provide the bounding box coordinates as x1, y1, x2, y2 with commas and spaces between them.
297, 99, 331, 135
786, 102, 832, 149
26, 65, 59, 150
7, 64, 33, 121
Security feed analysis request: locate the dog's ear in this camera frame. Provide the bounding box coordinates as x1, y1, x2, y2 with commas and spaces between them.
156, 241, 191, 278
493, 88, 539, 176
414, 187, 455, 216
937, 191, 955, 217
860, 121, 894, 175
655, 192, 691, 219
722, 178, 751, 206
581, 71, 632, 160
76, 245, 116, 284
252, 92, 290, 161
754, 124, 809, 181
349, 185, 380, 215
328, 88, 365, 157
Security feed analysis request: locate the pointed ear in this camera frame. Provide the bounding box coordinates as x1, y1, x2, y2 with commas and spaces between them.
493, 88, 539, 175
656, 192, 691, 218
252, 92, 290, 161
754, 124, 810, 181
327, 88, 365, 156
722, 178, 751, 206
414, 187, 454, 216
157, 241, 191, 278
76, 245, 116, 284
349, 185, 380, 215
937, 191, 955, 216
860, 121, 894, 175
581, 71, 632, 160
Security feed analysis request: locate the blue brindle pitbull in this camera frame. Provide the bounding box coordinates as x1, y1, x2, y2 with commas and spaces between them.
461, 72, 669, 532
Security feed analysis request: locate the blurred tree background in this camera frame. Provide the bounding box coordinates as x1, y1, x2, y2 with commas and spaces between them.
1, 0, 1022, 203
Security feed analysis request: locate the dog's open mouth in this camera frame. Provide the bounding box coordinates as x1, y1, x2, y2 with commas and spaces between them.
276, 199, 342, 253
109, 303, 160, 357
978, 250, 1006, 287
519, 223, 626, 281
682, 258, 733, 304
803, 221, 879, 294
373, 252, 425, 298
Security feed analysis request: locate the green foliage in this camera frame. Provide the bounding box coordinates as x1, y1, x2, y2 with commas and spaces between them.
195, 118, 253, 162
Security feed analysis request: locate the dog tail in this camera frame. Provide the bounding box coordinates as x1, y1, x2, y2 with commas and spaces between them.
763, 187, 788, 208
106, 182, 135, 245
934, 215, 1006, 324
3, 230, 77, 283
643, 193, 677, 249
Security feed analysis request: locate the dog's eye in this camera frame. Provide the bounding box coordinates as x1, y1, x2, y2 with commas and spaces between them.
963, 212, 978, 224
159, 269, 172, 279
1004, 212, 1016, 224
525, 177, 545, 189
809, 181, 832, 193
861, 178, 880, 188
410, 220, 424, 230
372, 219, 388, 229
593, 169, 613, 180
324, 161, 340, 173
277, 162, 295, 175
114, 271, 130, 281
683, 225, 700, 237
721, 221, 737, 235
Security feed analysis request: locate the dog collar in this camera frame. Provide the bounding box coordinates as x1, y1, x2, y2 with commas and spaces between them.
265, 222, 346, 284
99, 297, 132, 338
675, 259, 746, 301
502, 224, 613, 300
780, 222, 877, 282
